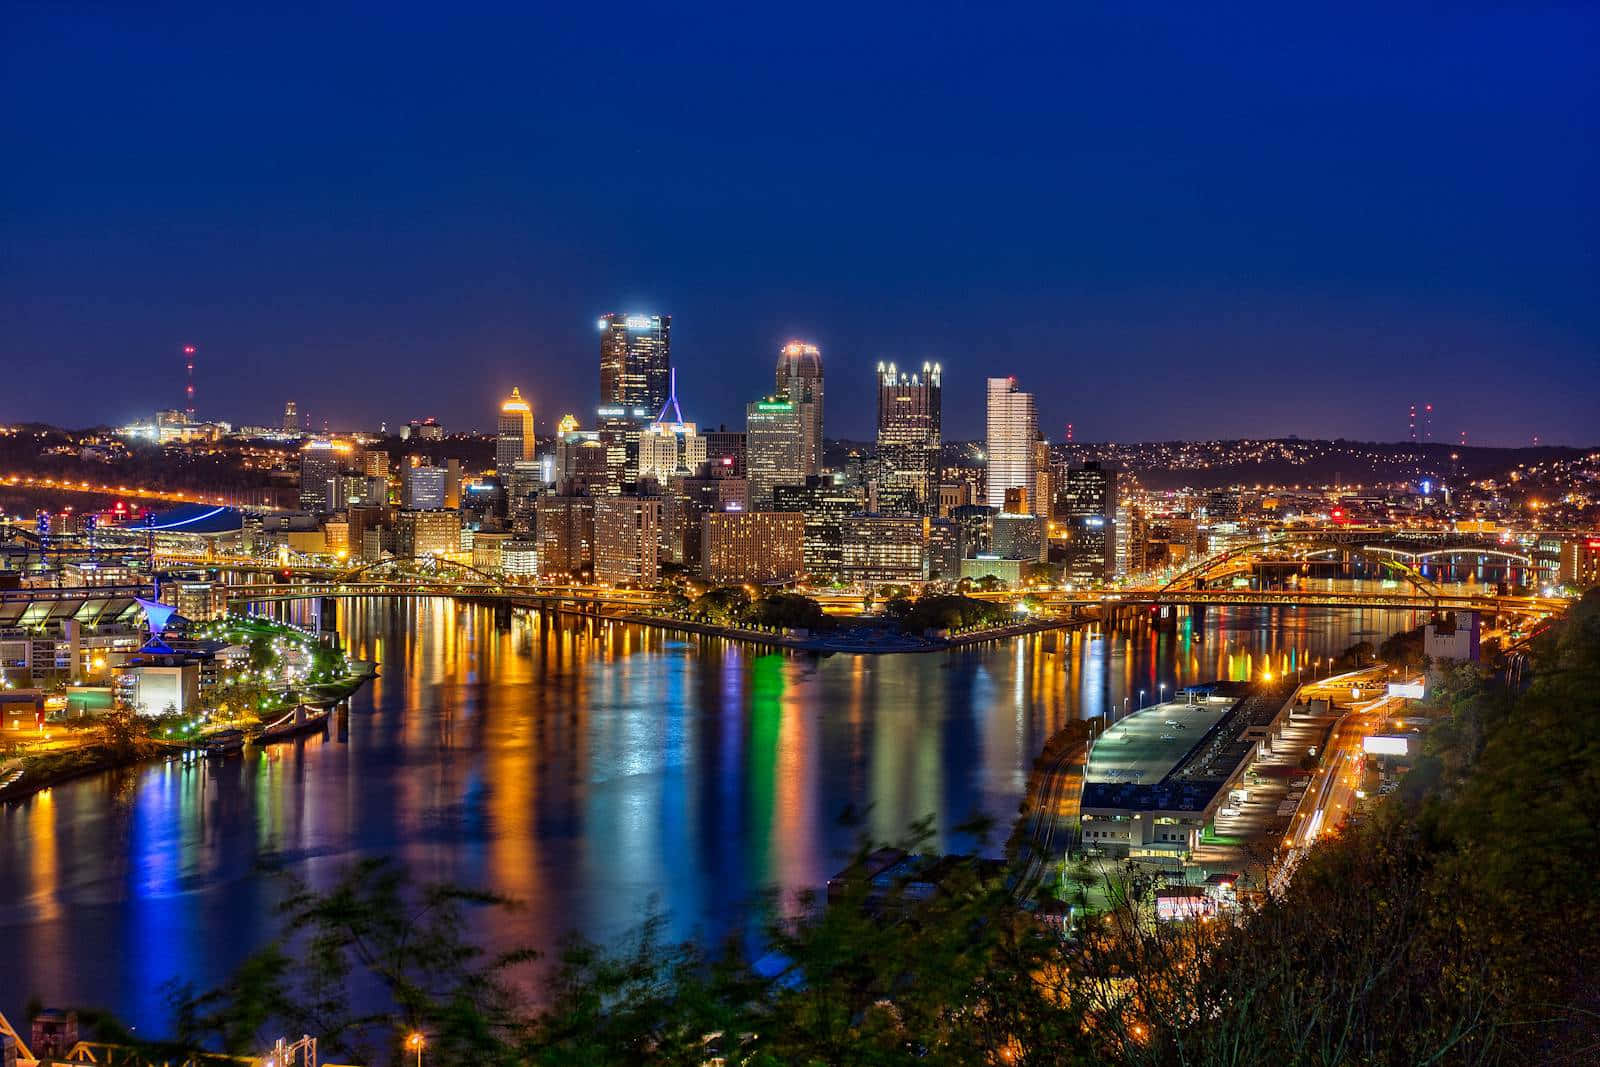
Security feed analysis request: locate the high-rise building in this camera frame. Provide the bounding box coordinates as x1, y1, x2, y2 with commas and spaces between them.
699, 512, 805, 584
404, 464, 448, 509
1059, 461, 1118, 586
774, 476, 865, 580
593, 494, 662, 585
841, 515, 926, 585
638, 371, 707, 483
298, 440, 345, 513
745, 395, 806, 508
396, 509, 460, 559
282, 401, 299, 435
497, 387, 534, 471
875, 361, 942, 515
663, 469, 747, 567
598, 313, 671, 413
535, 494, 596, 581
774, 341, 824, 478
985, 377, 1037, 511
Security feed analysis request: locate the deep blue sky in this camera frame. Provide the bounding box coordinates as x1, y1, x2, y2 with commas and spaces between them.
3, 3, 1595, 444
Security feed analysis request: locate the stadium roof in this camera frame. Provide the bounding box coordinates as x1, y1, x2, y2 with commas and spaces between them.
145, 503, 243, 536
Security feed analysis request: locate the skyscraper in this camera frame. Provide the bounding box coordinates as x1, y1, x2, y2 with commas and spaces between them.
875, 361, 942, 515
282, 401, 299, 435
598, 313, 671, 412
1059, 461, 1118, 586
638, 370, 707, 482
745, 395, 805, 509
985, 377, 1037, 511
775, 341, 824, 477
497, 387, 534, 471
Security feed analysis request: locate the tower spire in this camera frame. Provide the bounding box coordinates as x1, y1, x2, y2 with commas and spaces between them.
655, 368, 685, 425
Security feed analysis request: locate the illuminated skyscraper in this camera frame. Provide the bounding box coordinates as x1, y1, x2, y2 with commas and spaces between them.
638, 370, 707, 482
774, 341, 824, 477
745, 395, 805, 508
985, 377, 1037, 511
496, 386, 534, 471
598, 313, 671, 412
282, 401, 299, 435
875, 361, 942, 515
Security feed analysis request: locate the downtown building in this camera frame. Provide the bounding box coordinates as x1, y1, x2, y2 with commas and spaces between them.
1057, 461, 1118, 586
594, 494, 662, 585
841, 515, 926, 585
637, 371, 707, 484
535, 494, 596, 581
597, 313, 671, 493
985, 377, 1037, 512
774, 341, 824, 479
700, 511, 805, 585
773, 476, 865, 581
745, 395, 806, 509
875, 361, 942, 516
496, 387, 535, 471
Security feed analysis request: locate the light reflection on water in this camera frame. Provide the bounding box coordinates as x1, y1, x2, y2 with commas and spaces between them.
0, 596, 1425, 1028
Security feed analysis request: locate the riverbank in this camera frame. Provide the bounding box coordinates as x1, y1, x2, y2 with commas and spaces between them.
0, 739, 172, 804
619, 612, 1077, 653
0, 661, 377, 805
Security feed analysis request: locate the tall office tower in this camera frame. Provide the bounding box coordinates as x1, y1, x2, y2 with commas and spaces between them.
774, 476, 866, 580
774, 341, 824, 477
298, 440, 345, 513
598, 313, 671, 412
497, 387, 535, 471
283, 401, 299, 435
985, 377, 1037, 511
1059, 461, 1118, 586
638, 370, 707, 482
745, 395, 806, 508
875, 361, 942, 515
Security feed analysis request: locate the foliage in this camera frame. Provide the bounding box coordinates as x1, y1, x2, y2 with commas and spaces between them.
898, 594, 1012, 634
740, 593, 825, 631
690, 586, 751, 623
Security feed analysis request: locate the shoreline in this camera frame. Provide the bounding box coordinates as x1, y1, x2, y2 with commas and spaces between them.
0, 664, 377, 806
615, 612, 1079, 654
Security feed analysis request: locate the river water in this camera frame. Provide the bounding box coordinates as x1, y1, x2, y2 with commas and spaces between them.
0, 596, 1428, 1029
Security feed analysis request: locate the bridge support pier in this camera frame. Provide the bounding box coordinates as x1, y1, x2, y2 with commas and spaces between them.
1152, 604, 1179, 634
1189, 601, 1206, 640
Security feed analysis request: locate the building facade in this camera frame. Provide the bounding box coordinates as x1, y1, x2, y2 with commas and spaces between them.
594, 495, 661, 585
699, 512, 805, 584
875, 361, 942, 515
496, 386, 535, 471
598, 313, 671, 413
774, 341, 824, 479
985, 377, 1037, 511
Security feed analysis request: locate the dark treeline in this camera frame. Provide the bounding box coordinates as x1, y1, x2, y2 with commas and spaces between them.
77, 590, 1600, 1065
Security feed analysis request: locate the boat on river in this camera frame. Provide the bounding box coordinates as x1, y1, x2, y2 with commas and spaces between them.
260, 704, 330, 743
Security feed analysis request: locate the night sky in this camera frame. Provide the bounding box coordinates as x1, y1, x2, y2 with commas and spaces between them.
3, 3, 1595, 445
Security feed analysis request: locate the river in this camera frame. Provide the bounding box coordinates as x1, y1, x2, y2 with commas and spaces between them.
0, 596, 1429, 1029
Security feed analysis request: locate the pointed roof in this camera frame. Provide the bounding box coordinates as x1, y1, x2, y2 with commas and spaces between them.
654, 369, 686, 426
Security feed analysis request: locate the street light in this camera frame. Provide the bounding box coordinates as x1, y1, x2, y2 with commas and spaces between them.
1139, 689, 1146, 709
1158, 683, 1167, 704
406, 1032, 425, 1067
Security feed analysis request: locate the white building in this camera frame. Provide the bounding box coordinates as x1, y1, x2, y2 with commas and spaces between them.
985, 377, 1037, 511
